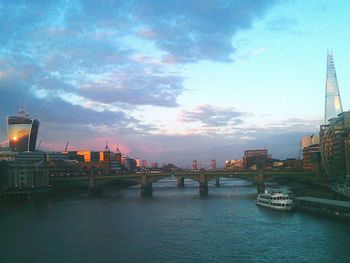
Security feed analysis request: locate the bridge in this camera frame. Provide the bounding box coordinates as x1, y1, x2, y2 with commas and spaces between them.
50, 170, 315, 196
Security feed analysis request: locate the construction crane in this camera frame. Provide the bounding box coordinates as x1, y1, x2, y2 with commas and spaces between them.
64, 141, 69, 152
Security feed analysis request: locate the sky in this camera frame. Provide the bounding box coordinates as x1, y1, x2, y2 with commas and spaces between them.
1, 0, 350, 168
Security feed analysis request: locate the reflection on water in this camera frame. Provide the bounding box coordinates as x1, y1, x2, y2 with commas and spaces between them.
1, 178, 350, 263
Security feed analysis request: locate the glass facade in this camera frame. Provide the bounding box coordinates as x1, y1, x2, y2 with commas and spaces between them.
7, 115, 40, 152
320, 112, 350, 183
325, 51, 343, 124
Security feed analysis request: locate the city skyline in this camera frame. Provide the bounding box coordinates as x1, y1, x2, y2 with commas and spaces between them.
1, 1, 350, 166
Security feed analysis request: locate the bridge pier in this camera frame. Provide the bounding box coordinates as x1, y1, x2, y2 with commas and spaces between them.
88, 172, 103, 195
257, 172, 265, 193
141, 183, 153, 197
215, 177, 220, 187
177, 176, 185, 187
88, 172, 97, 193
252, 174, 258, 185
89, 171, 96, 189
140, 173, 153, 197
199, 174, 208, 196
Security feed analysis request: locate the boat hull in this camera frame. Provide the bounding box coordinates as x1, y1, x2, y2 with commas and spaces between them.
256, 200, 293, 211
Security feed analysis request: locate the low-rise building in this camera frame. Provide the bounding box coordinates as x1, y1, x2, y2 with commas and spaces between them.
224, 159, 244, 170
0, 150, 18, 161
0, 160, 49, 191
126, 158, 137, 172
303, 144, 321, 175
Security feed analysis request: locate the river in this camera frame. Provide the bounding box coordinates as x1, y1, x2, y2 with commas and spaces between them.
1, 178, 350, 263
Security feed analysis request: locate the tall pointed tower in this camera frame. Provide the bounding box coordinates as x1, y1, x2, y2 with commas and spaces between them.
325, 50, 343, 124
115, 144, 122, 163
103, 141, 111, 162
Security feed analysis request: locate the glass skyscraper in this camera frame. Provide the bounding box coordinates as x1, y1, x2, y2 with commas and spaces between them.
7, 110, 39, 152
320, 52, 348, 186
324, 50, 343, 124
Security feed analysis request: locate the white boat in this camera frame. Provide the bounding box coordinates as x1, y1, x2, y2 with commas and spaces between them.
256, 189, 294, 211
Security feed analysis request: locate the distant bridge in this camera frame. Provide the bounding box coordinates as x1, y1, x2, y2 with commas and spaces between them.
50, 170, 315, 196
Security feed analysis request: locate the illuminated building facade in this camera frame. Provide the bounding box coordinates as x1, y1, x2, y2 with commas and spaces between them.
76, 151, 92, 162
224, 159, 244, 170
7, 111, 39, 152
136, 158, 141, 168
301, 135, 319, 151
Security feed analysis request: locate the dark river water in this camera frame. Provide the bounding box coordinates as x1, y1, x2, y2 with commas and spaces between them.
1, 178, 350, 263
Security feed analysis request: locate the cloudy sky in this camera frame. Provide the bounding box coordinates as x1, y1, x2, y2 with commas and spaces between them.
1, 0, 350, 167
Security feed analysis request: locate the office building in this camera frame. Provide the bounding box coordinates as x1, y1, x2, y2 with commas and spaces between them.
126, 158, 137, 172
303, 144, 321, 174
324, 51, 343, 124
320, 111, 350, 183
243, 149, 268, 169
136, 158, 141, 168
7, 110, 39, 152
320, 51, 348, 184
301, 134, 319, 150
0, 160, 49, 191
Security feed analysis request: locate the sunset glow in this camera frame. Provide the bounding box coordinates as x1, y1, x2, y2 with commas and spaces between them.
0, 1, 349, 166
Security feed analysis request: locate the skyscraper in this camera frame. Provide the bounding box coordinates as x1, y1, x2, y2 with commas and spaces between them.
7, 110, 39, 152
320, 51, 347, 182
324, 50, 343, 124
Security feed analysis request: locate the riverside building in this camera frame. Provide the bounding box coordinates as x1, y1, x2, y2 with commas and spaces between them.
0, 160, 49, 191
321, 112, 350, 183
319, 52, 350, 197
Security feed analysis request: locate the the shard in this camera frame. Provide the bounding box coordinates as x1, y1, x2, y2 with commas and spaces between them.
324, 50, 343, 124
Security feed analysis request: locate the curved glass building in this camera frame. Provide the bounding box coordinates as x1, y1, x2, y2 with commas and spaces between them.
7, 111, 39, 152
